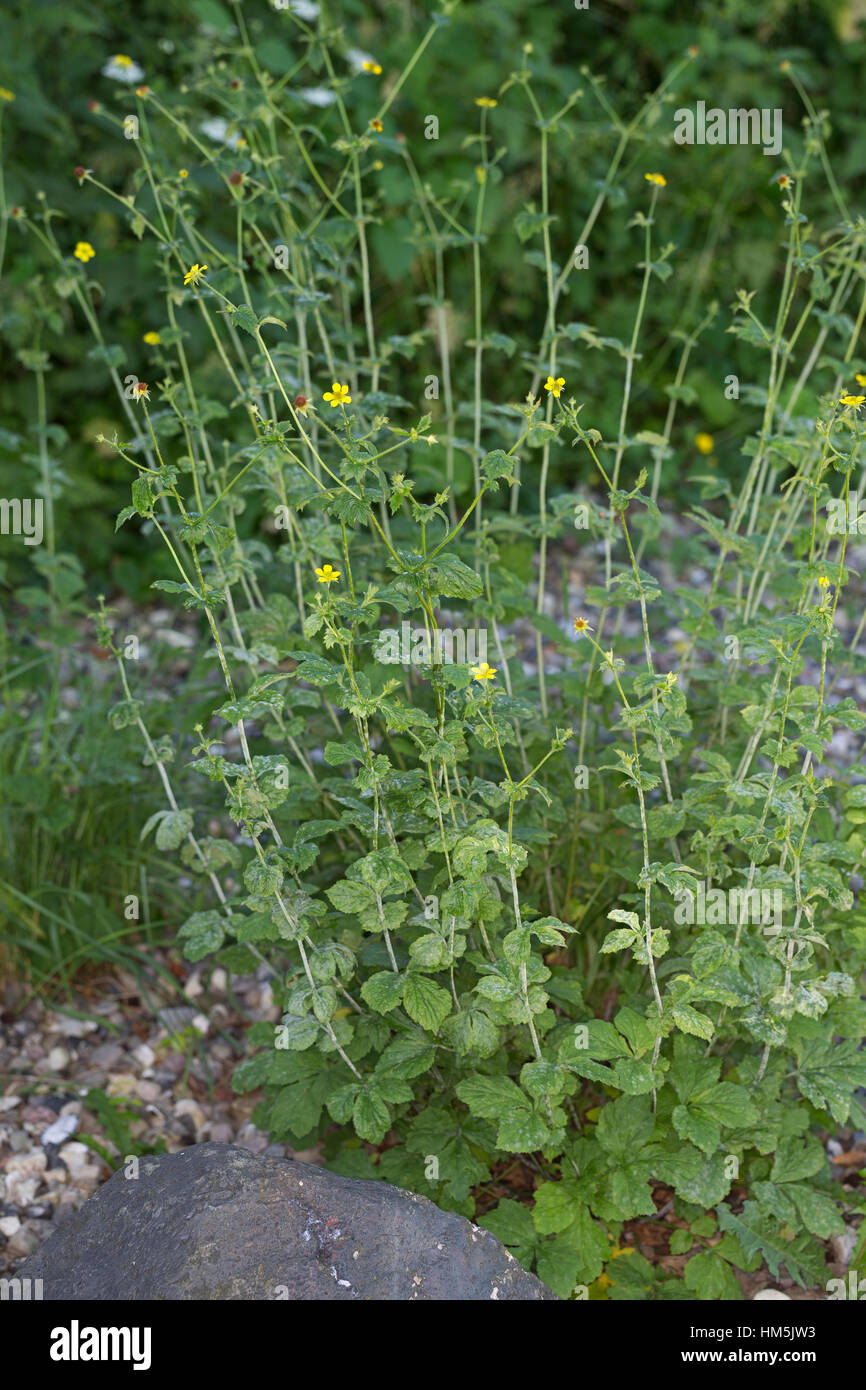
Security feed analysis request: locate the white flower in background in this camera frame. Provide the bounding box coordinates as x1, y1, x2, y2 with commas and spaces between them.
101, 54, 145, 84
297, 86, 336, 107
345, 48, 376, 74
199, 117, 244, 148
289, 0, 320, 19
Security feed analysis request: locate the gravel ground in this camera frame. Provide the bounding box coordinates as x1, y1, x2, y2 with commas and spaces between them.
0, 960, 328, 1277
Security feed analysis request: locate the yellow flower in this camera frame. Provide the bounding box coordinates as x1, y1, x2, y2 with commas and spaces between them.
665, 671, 679, 687
183, 262, 208, 286
817, 575, 830, 588
573, 617, 592, 635
132, 381, 150, 402
645, 172, 666, 186
73, 241, 95, 263
315, 564, 341, 584
0, 88, 14, 102
373, 160, 384, 170
369, 118, 383, 132
179, 169, 189, 179
475, 97, 498, 108
776, 173, 792, 188
113, 54, 133, 68
695, 432, 714, 454
323, 382, 352, 408
362, 61, 383, 74
143, 331, 161, 346
475, 166, 486, 184
471, 661, 497, 682
840, 394, 866, 407
856, 373, 866, 387
544, 375, 565, 398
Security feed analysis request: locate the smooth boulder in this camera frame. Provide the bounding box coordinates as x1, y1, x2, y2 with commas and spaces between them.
17, 1142, 557, 1300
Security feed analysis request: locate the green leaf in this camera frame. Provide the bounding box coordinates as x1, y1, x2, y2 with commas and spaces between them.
426, 552, 483, 600
178, 909, 226, 961
360, 970, 405, 1014
403, 974, 451, 1032
376, 1036, 435, 1078
596, 1095, 655, 1160
457, 1074, 523, 1119
670, 1004, 715, 1041
480, 1199, 537, 1254
716, 1202, 828, 1289
684, 1250, 740, 1300
326, 879, 375, 913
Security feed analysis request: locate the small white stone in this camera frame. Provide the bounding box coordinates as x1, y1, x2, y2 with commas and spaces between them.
0, 1216, 21, 1237
41, 1113, 79, 1146
753, 1289, 791, 1300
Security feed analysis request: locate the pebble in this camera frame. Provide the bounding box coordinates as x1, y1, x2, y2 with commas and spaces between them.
47, 1046, 70, 1071
41, 1113, 79, 1146
6, 1224, 40, 1258
135, 1081, 163, 1104
830, 1229, 857, 1265
24, 1203, 53, 1220
105, 1073, 138, 1099
5, 1176, 39, 1207
4, 1151, 48, 1178
175, 1099, 207, 1132
89, 1042, 125, 1069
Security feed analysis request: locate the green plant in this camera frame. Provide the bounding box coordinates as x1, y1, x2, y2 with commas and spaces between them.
6, 3, 866, 1301
74, 1089, 167, 1167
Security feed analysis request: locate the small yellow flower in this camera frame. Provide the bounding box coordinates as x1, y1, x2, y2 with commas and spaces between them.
817, 575, 830, 588
840, 394, 866, 407
665, 671, 679, 686
143, 331, 161, 346
73, 241, 95, 263
362, 61, 383, 74
471, 661, 497, 681
475, 97, 498, 108
776, 173, 793, 188
323, 382, 352, 408
369, 117, 383, 132
695, 432, 714, 454
114, 54, 133, 68
645, 172, 666, 186
573, 617, 593, 636
315, 564, 341, 584
132, 381, 150, 402
183, 262, 208, 286
373, 160, 384, 170
179, 169, 189, 179
0, 88, 14, 102
544, 375, 565, 398
475, 165, 486, 184
856, 373, 866, 387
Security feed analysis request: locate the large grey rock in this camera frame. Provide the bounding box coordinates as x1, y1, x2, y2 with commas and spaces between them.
18, 1143, 556, 1300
